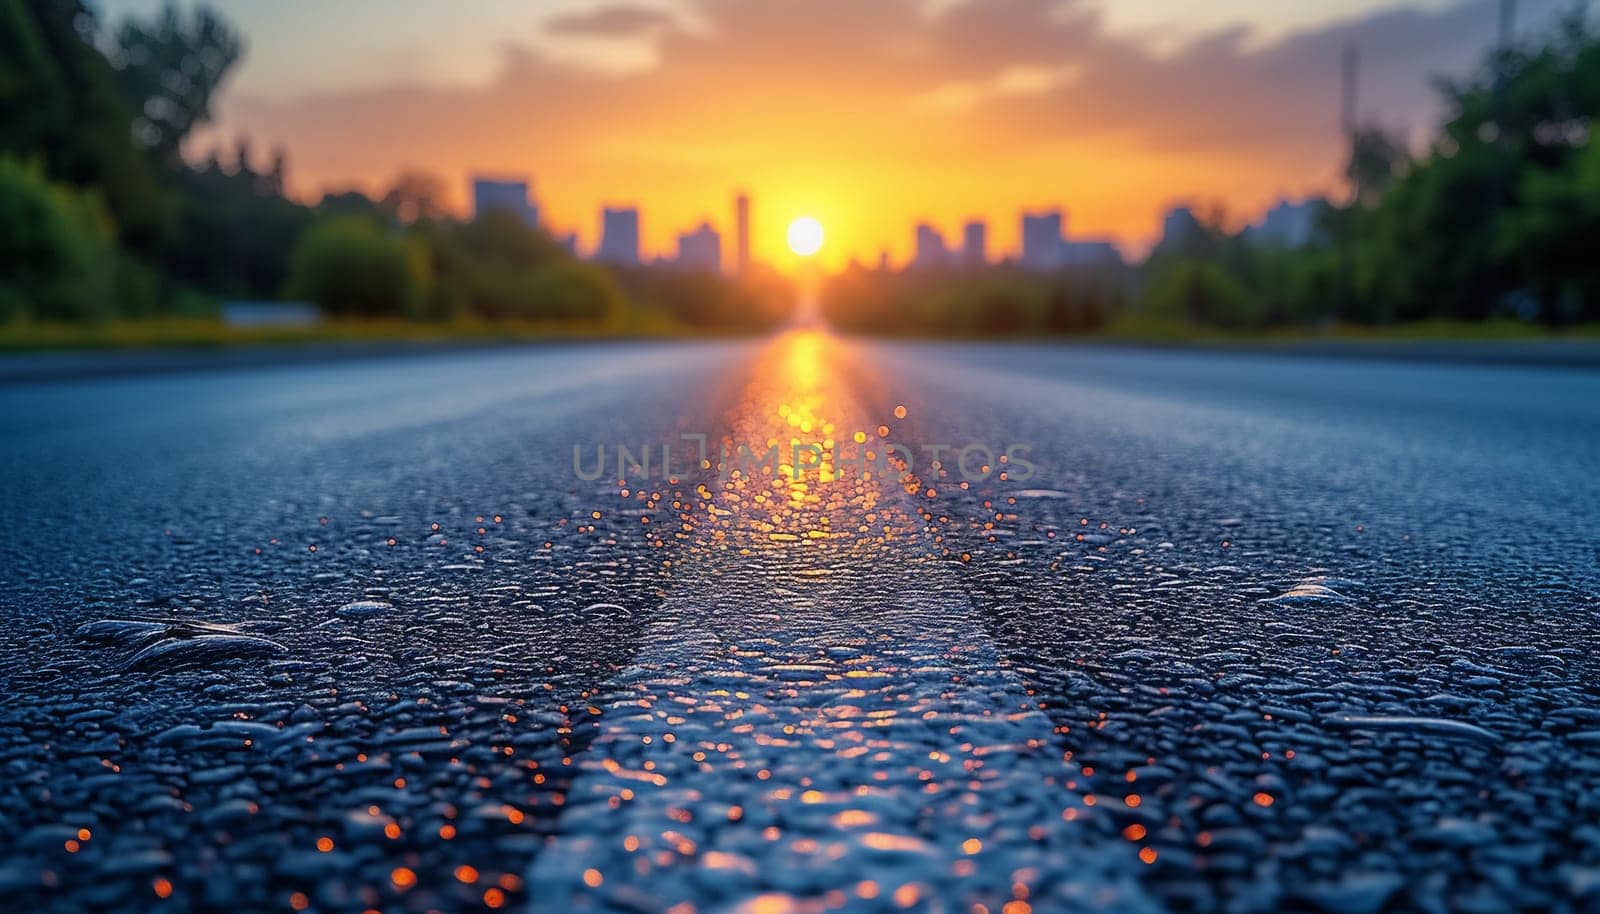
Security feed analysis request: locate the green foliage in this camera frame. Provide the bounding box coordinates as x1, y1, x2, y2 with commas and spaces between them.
523, 262, 625, 323
1, 1, 272, 310
0, 0, 170, 248
1496, 119, 1600, 321
0, 1, 778, 335
947, 274, 1040, 335
1351, 128, 1514, 321
0, 158, 116, 320
317, 190, 386, 220
1142, 260, 1262, 328
454, 210, 572, 273
163, 160, 315, 299
1140, 16, 1600, 331
413, 211, 574, 319
377, 171, 449, 224
285, 219, 429, 317
405, 212, 783, 329
821, 263, 1127, 337
111, 4, 242, 164
1347, 126, 1409, 205
616, 264, 793, 332
1346, 14, 1600, 324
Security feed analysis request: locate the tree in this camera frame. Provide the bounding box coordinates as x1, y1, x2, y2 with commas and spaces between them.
111, 3, 242, 165
285, 219, 430, 317
523, 262, 624, 322
0, 158, 116, 321
164, 159, 316, 299
0, 0, 169, 247
379, 171, 450, 225
1349, 13, 1600, 322
1142, 260, 1262, 328
1346, 125, 1408, 206
317, 189, 385, 220
1499, 138, 1600, 322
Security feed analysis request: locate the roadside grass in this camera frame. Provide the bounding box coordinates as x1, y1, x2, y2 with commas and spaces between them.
0, 314, 703, 352
4, 313, 1598, 353
1095, 315, 1600, 345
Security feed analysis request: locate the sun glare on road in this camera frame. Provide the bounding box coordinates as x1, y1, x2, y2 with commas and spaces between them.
787, 217, 823, 257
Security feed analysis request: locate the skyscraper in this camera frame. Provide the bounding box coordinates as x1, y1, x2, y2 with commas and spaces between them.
1058, 239, 1123, 267
734, 192, 750, 275
1244, 198, 1320, 248
676, 222, 722, 271
597, 207, 640, 266
961, 220, 987, 267
1020, 210, 1064, 270
912, 223, 951, 270
471, 177, 539, 227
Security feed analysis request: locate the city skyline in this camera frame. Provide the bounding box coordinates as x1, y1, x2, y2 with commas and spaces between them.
463, 171, 1324, 272
485, 170, 1181, 270
87, 0, 1569, 268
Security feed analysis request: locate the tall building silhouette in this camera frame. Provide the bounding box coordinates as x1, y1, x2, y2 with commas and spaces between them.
1020, 209, 1121, 269
471, 177, 538, 227
1059, 239, 1122, 267
912, 223, 951, 270
961, 220, 987, 267
1243, 198, 1320, 248
676, 222, 722, 271
734, 192, 750, 275
1020, 210, 1064, 270
597, 207, 640, 266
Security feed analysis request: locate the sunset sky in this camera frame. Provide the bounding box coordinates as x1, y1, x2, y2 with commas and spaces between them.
96, 0, 1567, 267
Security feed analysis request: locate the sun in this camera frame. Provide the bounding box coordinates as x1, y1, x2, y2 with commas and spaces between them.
787, 217, 823, 257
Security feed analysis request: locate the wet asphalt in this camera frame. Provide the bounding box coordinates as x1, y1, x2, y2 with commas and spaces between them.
1, 333, 1597, 914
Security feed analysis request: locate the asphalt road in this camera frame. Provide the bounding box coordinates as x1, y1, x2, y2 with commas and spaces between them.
1, 332, 1598, 914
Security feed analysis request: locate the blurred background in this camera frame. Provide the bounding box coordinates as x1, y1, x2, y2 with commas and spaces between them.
2, 0, 1598, 348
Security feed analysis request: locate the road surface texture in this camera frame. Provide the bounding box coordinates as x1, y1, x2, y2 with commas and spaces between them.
1, 332, 1597, 914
